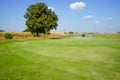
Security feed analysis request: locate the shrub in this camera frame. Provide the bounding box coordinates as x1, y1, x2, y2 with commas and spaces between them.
4, 33, 13, 39
82, 34, 86, 37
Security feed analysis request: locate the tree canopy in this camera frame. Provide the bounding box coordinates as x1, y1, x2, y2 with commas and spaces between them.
24, 2, 58, 36
0, 30, 4, 32
23, 28, 31, 32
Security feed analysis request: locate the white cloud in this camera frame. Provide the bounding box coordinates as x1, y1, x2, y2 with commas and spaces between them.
70, 1, 86, 10
48, 7, 54, 11
83, 15, 93, 19
95, 21, 100, 24
102, 17, 113, 21
94, 17, 112, 24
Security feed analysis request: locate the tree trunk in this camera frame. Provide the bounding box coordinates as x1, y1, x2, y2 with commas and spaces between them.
36, 32, 39, 37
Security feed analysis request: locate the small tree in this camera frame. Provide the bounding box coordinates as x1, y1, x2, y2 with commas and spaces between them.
82, 34, 86, 37
4, 33, 13, 39
24, 2, 58, 37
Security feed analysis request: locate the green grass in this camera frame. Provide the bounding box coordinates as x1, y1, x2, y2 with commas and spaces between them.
94, 34, 120, 39
0, 38, 120, 80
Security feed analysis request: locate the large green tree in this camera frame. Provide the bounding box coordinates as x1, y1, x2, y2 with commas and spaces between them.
24, 3, 58, 36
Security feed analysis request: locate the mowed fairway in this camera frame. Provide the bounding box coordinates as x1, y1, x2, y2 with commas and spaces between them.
0, 38, 120, 80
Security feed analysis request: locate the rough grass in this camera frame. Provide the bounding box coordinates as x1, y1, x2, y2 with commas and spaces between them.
0, 32, 66, 40
0, 38, 120, 80
94, 34, 120, 39
0, 32, 33, 40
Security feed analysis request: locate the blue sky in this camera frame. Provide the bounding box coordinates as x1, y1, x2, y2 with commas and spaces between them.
0, 0, 120, 33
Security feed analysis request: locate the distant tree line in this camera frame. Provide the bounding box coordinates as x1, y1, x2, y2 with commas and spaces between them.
64, 32, 78, 34
0, 30, 4, 32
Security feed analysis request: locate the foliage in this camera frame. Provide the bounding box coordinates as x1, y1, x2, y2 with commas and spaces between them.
75, 32, 79, 34
23, 28, 31, 32
81, 33, 86, 37
0, 39, 120, 80
24, 2, 58, 37
117, 32, 120, 34
69, 31, 74, 34
64, 32, 67, 34
4, 33, 13, 39
0, 30, 4, 32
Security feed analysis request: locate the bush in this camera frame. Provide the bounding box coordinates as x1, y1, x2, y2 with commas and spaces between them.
4, 33, 13, 39
82, 34, 86, 37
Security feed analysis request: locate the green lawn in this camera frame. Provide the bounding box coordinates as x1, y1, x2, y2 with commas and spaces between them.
0, 38, 120, 80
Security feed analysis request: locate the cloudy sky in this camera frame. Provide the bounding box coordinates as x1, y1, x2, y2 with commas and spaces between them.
0, 0, 120, 33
